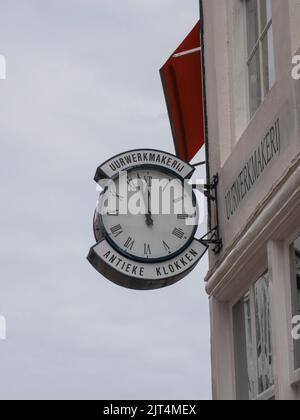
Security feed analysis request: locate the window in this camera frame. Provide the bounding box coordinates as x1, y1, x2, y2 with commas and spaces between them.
246, 0, 276, 118
290, 236, 300, 371
233, 272, 275, 400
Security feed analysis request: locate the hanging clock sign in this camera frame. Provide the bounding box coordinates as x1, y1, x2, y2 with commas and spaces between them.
87, 149, 208, 290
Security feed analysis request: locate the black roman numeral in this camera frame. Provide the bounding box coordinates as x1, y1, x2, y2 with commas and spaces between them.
144, 243, 152, 256
172, 228, 185, 240
177, 211, 197, 220
144, 175, 152, 187
111, 193, 123, 199
110, 225, 123, 238
127, 178, 136, 191
137, 173, 152, 187
107, 211, 119, 216
173, 196, 185, 204
163, 241, 171, 254
124, 237, 135, 251
177, 214, 189, 220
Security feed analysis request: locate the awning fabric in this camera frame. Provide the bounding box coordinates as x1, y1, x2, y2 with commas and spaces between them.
160, 21, 204, 163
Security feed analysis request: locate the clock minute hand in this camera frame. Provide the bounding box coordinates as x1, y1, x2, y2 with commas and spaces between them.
146, 188, 153, 227
138, 186, 153, 227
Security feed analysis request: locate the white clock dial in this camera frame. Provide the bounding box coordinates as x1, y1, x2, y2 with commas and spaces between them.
94, 167, 198, 262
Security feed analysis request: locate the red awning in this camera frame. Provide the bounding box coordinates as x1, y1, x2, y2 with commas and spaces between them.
160, 21, 204, 162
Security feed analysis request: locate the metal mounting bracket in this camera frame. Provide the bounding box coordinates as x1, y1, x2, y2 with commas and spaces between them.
192, 173, 223, 255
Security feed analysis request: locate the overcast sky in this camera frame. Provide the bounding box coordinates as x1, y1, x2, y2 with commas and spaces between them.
0, 0, 211, 400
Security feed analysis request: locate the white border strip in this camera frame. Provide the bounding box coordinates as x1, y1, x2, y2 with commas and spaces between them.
173, 47, 202, 58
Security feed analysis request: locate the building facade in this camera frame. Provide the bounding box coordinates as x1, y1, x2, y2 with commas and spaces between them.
202, 0, 300, 400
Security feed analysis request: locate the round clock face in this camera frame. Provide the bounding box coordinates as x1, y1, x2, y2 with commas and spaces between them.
94, 166, 199, 263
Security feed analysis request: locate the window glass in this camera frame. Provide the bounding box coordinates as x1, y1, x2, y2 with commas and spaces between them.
246, 0, 275, 118
260, 0, 272, 30
233, 272, 274, 400
248, 48, 262, 117
297, 276, 300, 309
233, 292, 257, 400
246, 0, 259, 54
244, 293, 256, 400
262, 27, 275, 94
291, 237, 300, 370
254, 273, 274, 394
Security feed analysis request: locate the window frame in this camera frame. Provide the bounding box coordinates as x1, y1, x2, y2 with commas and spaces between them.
245, 0, 275, 119
293, 250, 300, 313
280, 229, 300, 388
288, 238, 300, 383
231, 270, 276, 401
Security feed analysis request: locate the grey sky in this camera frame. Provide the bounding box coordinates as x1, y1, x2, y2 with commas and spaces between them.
0, 0, 211, 400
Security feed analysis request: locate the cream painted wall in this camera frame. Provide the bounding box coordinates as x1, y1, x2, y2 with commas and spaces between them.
203, 0, 300, 400
289, 0, 300, 54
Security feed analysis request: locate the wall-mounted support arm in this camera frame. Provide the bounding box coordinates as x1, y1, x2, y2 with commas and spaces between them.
192, 173, 223, 255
